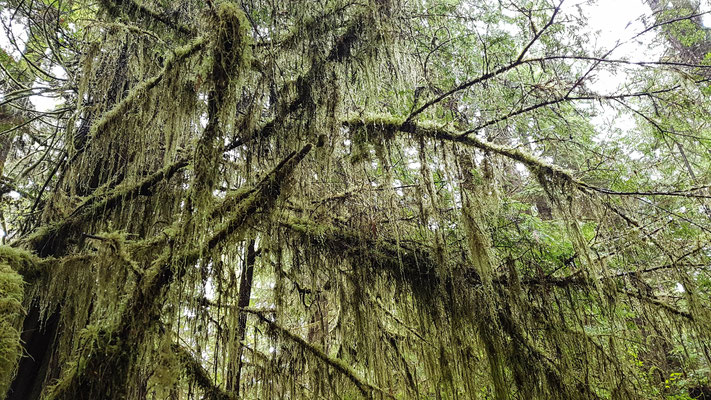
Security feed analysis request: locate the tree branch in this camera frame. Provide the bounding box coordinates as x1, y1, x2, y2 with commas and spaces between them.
403, 0, 564, 124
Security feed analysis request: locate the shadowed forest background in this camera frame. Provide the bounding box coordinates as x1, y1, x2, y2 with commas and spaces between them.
1, 0, 711, 399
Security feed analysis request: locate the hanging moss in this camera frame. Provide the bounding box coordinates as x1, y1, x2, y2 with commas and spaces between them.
88, 36, 207, 144
172, 343, 238, 400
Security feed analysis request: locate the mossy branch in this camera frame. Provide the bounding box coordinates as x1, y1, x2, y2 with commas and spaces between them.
284, 215, 697, 329
138, 143, 313, 322
206, 144, 312, 249
346, 116, 703, 205
343, 116, 583, 189
244, 308, 394, 399
93, 22, 166, 44
23, 158, 189, 257
281, 215, 441, 294
24, 98, 294, 258
88, 36, 207, 142
51, 37, 205, 194
620, 289, 694, 321
503, 273, 695, 321
0, 245, 42, 280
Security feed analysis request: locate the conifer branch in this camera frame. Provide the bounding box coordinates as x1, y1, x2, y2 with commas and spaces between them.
88, 36, 208, 143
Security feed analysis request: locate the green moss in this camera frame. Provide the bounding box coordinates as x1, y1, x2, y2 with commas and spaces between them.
98, 231, 142, 276
0, 246, 39, 279
0, 263, 24, 397
43, 323, 123, 400
88, 35, 207, 142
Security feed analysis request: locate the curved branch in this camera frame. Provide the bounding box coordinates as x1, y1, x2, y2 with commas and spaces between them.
403, 1, 564, 124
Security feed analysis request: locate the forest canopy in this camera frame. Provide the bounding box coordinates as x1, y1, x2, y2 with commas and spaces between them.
1, 0, 711, 399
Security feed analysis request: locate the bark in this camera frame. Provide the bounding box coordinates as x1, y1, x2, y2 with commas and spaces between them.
227, 239, 256, 394
6, 307, 60, 400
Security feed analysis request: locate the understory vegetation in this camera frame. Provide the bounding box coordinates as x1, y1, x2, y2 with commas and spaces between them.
1, 0, 711, 399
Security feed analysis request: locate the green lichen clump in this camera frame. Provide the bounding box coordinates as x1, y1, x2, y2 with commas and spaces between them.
0, 263, 24, 397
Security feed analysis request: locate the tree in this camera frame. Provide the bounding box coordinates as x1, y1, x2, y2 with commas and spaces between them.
1, 0, 711, 399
